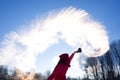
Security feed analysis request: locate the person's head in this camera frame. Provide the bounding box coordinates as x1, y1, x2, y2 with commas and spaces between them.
59, 53, 69, 61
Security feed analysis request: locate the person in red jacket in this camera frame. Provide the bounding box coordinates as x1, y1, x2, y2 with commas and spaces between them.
48, 48, 82, 80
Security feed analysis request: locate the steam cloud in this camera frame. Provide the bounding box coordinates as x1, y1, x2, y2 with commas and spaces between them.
0, 7, 109, 75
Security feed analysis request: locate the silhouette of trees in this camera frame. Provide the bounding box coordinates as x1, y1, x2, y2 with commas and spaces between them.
83, 39, 120, 80
0, 65, 8, 80
34, 73, 45, 80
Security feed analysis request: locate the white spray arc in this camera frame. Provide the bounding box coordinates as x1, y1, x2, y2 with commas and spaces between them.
0, 7, 109, 73
43, 7, 109, 57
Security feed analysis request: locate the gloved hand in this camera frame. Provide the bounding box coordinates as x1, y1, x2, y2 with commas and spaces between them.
77, 48, 82, 53
73, 48, 82, 54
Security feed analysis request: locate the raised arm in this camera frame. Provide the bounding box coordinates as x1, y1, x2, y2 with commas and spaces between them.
68, 51, 77, 64
68, 48, 82, 64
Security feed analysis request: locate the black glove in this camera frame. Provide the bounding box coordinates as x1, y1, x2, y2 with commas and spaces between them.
77, 48, 82, 53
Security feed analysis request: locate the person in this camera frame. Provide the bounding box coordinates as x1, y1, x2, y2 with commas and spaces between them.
48, 48, 82, 80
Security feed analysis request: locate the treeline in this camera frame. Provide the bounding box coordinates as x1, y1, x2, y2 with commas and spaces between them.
0, 66, 80, 80
0, 65, 48, 80
81, 39, 120, 80
0, 39, 120, 80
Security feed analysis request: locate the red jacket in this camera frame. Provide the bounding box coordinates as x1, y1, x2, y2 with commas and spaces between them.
48, 52, 76, 80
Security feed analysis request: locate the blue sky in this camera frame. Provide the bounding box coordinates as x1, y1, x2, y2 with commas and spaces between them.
0, 0, 120, 78
0, 0, 120, 42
